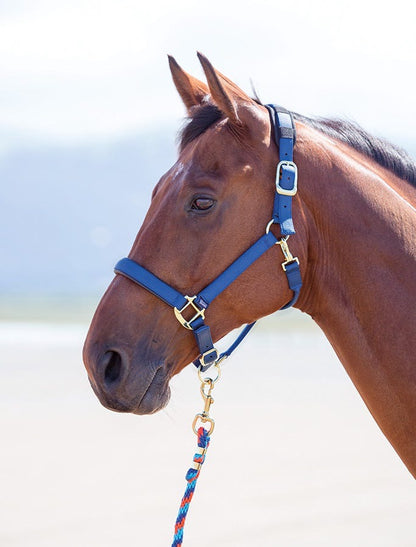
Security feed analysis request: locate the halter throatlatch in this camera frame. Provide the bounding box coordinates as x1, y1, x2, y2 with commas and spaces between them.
114, 105, 302, 372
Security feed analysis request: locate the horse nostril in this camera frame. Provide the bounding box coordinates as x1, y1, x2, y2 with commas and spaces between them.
104, 351, 122, 385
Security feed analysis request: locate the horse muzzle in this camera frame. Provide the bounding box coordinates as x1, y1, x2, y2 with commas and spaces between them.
84, 344, 171, 415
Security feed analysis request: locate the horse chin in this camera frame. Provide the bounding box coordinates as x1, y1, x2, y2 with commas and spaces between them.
90, 364, 171, 416
132, 380, 171, 415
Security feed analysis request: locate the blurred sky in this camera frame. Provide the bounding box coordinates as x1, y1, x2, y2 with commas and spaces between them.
1, 0, 415, 152
1, 0, 416, 296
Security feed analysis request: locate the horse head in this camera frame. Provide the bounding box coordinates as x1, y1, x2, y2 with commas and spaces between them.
83, 53, 307, 415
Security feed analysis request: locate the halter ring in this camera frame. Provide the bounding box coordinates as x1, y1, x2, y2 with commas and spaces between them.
265, 219, 274, 234
174, 295, 205, 330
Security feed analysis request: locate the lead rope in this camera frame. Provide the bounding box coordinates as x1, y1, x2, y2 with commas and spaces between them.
171, 364, 221, 547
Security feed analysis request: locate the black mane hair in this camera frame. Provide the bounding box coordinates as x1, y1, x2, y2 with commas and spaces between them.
293, 113, 416, 186
178, 102, 416, 186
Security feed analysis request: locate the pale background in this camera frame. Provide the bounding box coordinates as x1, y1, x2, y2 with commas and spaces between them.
1, 1, 415, 545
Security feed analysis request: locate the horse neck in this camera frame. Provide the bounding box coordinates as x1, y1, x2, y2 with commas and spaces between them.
294, 125, 416, 475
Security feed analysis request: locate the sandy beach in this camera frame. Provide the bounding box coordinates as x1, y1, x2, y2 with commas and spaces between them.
1, 311, 415, 546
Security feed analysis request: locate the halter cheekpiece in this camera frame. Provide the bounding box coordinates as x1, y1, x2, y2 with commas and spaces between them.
114, 105, 302, 372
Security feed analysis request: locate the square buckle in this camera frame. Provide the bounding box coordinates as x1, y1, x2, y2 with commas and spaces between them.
199, 348, 219, 367
282, 257, 300, 271
174, 295, 205, 330
276, 160, 298, 196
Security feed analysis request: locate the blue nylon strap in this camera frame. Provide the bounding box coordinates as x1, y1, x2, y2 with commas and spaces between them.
114, 258, 187, 310
197, 231, 278, 306
219, 322, 256, 358
280, 261, 302, 309
266, 105, 297, 236
115, 232, 277, 318
190, 232, 278, 369
114, 258, 219, 368
192, 324, 218, 366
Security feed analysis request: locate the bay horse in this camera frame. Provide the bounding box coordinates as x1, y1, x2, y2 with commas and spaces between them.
83, 53, 416, 478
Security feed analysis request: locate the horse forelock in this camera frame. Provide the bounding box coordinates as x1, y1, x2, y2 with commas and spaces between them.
179, 103, 223, 150
178, 100, 254, 151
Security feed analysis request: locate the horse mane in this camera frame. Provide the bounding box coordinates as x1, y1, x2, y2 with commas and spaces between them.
178, 102, 416, 186
293, 113, 416, 186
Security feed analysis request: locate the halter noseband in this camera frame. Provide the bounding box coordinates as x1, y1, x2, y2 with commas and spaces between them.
114, 105, 302, 372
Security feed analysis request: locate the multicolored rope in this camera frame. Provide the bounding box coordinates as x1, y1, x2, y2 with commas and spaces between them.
171, 427, 210, 547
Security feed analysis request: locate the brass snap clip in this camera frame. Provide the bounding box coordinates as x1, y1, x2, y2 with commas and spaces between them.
277, 236, 299, 271
192, 364, 221, 436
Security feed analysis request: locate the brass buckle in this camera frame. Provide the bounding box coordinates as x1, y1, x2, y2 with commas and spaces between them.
278, 237, 299, 271
199, 348, 219, 367
276, 160, 298, 196
174, 295, 205, 330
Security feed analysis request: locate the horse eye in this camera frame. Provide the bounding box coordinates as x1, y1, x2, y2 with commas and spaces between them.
191, 197, 215, 211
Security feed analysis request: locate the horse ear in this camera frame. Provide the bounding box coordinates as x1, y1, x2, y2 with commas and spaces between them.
168, 55, 209, 112
197, 52, 251, 124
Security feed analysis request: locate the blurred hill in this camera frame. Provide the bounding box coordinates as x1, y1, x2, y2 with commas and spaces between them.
1, 129, 415, 298
1, 129, 177, 296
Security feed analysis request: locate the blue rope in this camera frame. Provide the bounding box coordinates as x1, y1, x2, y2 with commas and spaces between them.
171, 427, 210, 546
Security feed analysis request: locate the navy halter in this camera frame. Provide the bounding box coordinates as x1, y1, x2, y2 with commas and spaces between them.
114, 105, 302, 372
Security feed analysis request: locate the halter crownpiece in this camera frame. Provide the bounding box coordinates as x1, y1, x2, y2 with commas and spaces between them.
114, 104, 302, 371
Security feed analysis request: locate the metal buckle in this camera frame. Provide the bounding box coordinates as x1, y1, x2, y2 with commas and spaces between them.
276, 160, 298, 196
277, 236, 299, 271
174, 295, 205, 330
282, 257, 300, 271
199, 348, 219, 367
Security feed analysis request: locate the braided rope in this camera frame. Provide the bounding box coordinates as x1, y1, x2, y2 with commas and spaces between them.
171, 427, 210, 547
